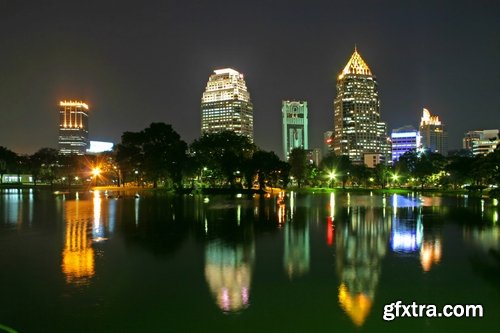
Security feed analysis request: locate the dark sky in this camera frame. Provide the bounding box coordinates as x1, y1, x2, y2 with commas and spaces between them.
1, 0, 499, 157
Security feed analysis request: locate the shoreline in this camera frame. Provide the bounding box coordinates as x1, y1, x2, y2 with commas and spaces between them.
1, 184, 497, 198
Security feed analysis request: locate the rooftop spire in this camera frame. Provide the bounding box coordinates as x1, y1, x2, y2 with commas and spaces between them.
338, 47, 372, 79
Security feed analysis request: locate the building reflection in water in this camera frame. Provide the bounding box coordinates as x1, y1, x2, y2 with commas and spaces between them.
0, 188, 34, 227
62, 197, 96, 285
420, 239, 442, 272
336, 197, 391, 327
61, 190, 114, 285
203, 197, 255, 313
205, 240, 255, 313
283, 191, 310, 279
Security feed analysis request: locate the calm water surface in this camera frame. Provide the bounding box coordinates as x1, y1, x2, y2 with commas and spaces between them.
0, 189, 499, 332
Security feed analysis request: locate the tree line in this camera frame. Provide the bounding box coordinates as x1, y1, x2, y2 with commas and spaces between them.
1, 122, 499, 194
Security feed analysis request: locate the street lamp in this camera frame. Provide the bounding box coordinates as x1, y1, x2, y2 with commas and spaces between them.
391, 173, 399, 188
328, 170, 336, 188
92, 168, 101, 187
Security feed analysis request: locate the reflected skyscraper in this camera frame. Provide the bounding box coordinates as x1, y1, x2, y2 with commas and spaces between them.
203, 200, 255, 313
204, 240, 255, 313
62, 200, 95, 285
336, 205, 391, 326
284, 219, 310, 279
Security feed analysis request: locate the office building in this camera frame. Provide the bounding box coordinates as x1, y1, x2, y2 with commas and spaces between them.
419, 108, 447, 154
201, 68, 254, 141
391, 126, 420, 162
463, 129, 499, 156
282, 100, 308, 160
333, 48, 390, 164
58, 100, 89, 155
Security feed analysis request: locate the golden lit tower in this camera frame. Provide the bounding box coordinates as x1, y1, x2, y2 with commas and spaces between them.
58, 100, 89, 155
201, 68, 254, 141
333, 48, 391, 164
419, 108, 448, 154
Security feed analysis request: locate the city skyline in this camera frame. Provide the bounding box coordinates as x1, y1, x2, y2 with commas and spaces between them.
1, 1, 499, 155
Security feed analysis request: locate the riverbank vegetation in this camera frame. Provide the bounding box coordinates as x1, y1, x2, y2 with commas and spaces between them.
1, 122, 499, 197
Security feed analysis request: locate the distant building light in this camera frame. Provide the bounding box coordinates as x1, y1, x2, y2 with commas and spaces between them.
87, 141, 114, 153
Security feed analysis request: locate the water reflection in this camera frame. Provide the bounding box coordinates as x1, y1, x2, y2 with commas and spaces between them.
62, 199, 95, 285
0, 188, 34, 227
336, 200, 391, 327
205, 240, 255, 313
203, 197, 256, 313
61, 191, 116, 285
284, 219, 310, 279
420, 239, 442, 272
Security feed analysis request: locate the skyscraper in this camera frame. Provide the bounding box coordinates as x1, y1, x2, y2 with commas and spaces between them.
282, 100, 308, 160
333, 48, 390, 164
58, 100, 89, 155
419, 108, 447, 154
201, 68, 254, 141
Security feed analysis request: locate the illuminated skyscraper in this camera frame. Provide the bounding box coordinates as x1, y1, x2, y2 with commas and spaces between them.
58, 100, 89, 155
419, 108, 448, 154
201, 68, 253, 141
282, 100, 308, 160
333, 48, 390, 164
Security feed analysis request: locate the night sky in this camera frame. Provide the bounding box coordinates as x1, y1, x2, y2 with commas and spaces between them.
1, 0, 499, 157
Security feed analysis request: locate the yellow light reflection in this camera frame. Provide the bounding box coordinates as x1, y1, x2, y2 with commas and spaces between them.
338, 283, 372, 327
420, 240, 442, 272
62, 200, 95, 285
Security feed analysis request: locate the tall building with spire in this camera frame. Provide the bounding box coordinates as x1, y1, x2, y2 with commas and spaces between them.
58, 100, 89, 155
419, 108, 447, 154
282, 100, 308, 160
333, 48, 390, 164
201, 68, 254, 141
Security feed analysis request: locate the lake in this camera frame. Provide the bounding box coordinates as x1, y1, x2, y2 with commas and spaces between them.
0, 189, 499, 332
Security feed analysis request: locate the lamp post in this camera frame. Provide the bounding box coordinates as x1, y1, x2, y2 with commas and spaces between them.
391, 173, 399, 188
328, 171, 336, 188
92, 168, 100, 187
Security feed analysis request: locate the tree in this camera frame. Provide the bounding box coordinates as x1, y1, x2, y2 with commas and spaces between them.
320, 153, 352, 189
288, 148, 307, 188
29, 148, 59, 186
190, 131, 256, 187
116, 123, 187, 188
248, 150, 282, 190
0, 146, 18, 184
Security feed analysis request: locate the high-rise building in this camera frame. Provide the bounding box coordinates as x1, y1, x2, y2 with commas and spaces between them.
58, 100, 89, 155
282, 100, 308, 160
419, 108, 447, 154
201, 68, 253, 141
391, 126, 421, 162
463, 129, 499, 156
333, 48, 390, 164
323, 131, 334, 157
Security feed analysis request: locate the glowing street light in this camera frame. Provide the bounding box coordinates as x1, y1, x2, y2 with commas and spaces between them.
391, 173, 399, 188
328, 170, 336, 188
92, 168, 101, 187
